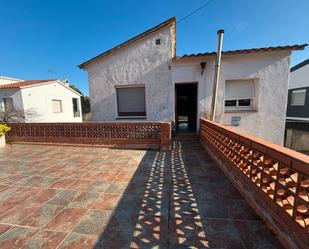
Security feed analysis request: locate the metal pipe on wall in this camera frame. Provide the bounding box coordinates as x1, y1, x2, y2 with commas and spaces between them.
210, 29, 224, 122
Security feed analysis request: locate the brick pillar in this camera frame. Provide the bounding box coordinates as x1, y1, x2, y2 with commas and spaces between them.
160, 122, 171, 150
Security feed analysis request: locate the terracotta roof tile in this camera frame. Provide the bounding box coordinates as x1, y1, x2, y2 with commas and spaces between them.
0, 80, 56, 89
177, 44, 308, 59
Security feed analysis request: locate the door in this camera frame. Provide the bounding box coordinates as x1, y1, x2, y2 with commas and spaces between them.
175, 83, 197, 132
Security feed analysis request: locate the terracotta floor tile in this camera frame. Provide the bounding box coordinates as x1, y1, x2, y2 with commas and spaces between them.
233, 220, 284, 249
114, 171, 135, 182
84, 180, 111, 193
46, 190, 80, 206
0, 201, 40, 225
68, 180, 92, 191
91, 194, 121, 210
0, 142, 284, 248
105, 182, 127, 194
0, 202, 18, 215
57, 232, 98, 249
68, 192, 100, 209
19, 204, 64, 228
28, 188, 59, 204
44, 208, 87, 232
0, 226, 37, 249
0, 224, 11, 236
21, 229, 67, 249
0, 184, 9, 192
73, 210, 112, 235
48, 179, 77, 189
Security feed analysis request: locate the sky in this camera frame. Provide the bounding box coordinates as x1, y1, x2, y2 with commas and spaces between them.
0, 0, 308, 96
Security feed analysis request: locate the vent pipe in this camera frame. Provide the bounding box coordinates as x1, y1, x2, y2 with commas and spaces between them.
209, 29, 224, 122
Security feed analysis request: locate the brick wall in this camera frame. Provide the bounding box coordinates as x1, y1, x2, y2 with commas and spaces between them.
6, 122, 171, 150
199, 118, 309, 249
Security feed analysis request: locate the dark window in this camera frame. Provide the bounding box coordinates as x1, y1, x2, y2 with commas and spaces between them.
116, 86, 146, 117
238, 99, 252, 107
225, 100, 237, 107
3, 98, 14, 111
155, 39, 161, 45
72, 98, 80, 117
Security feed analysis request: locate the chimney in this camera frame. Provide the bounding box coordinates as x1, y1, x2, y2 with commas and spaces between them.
209, 29, 224, 122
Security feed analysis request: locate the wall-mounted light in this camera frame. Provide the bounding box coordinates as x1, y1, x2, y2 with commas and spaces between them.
200, 62, 207, 75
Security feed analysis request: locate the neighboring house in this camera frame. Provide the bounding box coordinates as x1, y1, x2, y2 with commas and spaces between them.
0, 77, 82, 122
285, 59, 309, 154
79, 17, 307, 145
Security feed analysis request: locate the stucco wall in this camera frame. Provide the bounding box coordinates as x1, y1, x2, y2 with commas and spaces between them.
84, 23, 290, 144
171, 51, 291, 145
20, 83, 82, 122
289, 63, 309, 89
85, 25, 174, 122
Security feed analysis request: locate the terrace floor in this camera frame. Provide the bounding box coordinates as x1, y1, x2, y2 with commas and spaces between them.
0, 139, 284, 249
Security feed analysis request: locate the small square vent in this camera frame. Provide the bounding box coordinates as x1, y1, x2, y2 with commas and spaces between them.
155, 39, 161, 45
231, 116, 241, 126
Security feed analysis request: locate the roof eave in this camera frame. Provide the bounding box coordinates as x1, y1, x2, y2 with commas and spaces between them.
175, 44, 308, 61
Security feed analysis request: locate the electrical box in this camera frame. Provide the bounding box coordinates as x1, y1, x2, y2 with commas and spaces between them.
231, 116, 241, 126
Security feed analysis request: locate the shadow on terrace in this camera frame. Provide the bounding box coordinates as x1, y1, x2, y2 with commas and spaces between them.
95, 138, 283, 249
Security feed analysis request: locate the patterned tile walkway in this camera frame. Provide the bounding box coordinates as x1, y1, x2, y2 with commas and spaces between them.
0, 140, 284, 248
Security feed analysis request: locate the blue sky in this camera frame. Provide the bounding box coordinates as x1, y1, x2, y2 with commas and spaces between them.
1, 0, 308, 96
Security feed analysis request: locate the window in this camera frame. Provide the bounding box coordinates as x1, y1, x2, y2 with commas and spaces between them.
3, 98, 14, 111
225, 80, 254, 110
72, 98, 81, 117
116, 86, 146, 117
52, 100, 62, 113
155, 38, 161, 45
291, 89, 306, 106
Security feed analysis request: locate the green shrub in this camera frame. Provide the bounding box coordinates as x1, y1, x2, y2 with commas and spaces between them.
0, 124, 11, 137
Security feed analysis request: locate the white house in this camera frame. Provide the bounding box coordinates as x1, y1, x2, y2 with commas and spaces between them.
79, 17, 307, 145
0, 77, 82, 122
285, 59, 309, 154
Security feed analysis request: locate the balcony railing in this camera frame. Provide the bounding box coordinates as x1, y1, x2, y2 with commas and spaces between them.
199, 118, 309, 249
6, 122, 171, 150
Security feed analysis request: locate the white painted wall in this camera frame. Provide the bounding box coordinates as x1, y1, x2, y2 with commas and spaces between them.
0, 82, 82, 122
20, 82, 82, 122
172, 51, 291, 145
85, 24, 175, 122
289, 63, 309, 89
84, 22, 290, 144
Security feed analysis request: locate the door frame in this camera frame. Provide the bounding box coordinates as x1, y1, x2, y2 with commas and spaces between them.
174, 82, 198, 132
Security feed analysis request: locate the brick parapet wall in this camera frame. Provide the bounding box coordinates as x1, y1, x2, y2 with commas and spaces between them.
199, 118, 309, 249
5, 122, 172, 150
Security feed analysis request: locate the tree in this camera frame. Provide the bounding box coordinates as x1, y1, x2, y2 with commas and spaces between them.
0, 108, 40, 122
69, 84, 91, 115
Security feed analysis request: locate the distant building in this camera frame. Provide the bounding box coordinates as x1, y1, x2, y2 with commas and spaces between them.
0, 77, 82, 122
79, 17, 307, 145
285, 59, 309, 154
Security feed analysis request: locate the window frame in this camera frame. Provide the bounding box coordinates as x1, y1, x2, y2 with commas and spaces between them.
52, 99, 63, 113
115, 84, 146, 118
72, 98, 81, 117
291, 89, 306, 106
224, 79, 255, 111
3, 97, 14, 112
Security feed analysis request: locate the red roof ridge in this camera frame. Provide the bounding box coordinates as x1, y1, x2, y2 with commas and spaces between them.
177, 44, 308, 59
0, 79, 56, 89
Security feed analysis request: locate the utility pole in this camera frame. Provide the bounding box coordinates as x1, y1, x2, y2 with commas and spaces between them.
210, 29, 224, 122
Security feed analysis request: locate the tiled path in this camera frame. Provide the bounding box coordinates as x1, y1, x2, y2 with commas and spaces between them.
0, 140, 284, 249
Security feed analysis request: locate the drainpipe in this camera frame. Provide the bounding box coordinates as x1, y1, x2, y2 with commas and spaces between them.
209, 29, 224, 122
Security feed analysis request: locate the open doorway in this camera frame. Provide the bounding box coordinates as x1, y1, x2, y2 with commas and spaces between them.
175, 83, 198, 133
